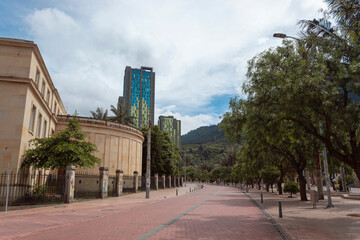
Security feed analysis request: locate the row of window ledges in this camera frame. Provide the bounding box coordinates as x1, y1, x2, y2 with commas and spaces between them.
34, 69, 61, 117
29, 104, 55, 138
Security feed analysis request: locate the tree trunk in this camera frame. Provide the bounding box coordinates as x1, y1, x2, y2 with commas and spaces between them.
298, 174, 308, 201
257, 178, 261, 190
354, 168, 360, 188
314, 154, 324, 200
266, 183, 269, 192
271, 184, 274, 193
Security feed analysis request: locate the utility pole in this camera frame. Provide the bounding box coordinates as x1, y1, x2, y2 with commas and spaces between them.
146, 117, 151, 199
184, 152, 187, 186
340, 162, 346, 192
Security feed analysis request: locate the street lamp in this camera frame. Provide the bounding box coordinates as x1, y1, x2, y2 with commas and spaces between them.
273, 32, 334, 208
273, 33, 299, 40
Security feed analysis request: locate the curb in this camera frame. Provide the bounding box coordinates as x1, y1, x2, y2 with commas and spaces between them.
240, 189, 293, 240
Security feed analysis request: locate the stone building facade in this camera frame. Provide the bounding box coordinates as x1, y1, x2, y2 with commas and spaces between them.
0, 37, 144, 176
0, 37, 66, 172
56, 116, 144, 177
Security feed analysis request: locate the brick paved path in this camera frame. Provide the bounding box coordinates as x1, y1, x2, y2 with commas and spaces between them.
0, 185, 282, 240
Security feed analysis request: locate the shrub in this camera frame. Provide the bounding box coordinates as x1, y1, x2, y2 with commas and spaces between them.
284, 181, 299, 197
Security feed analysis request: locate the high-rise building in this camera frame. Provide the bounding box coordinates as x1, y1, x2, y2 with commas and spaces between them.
158, 116, 181, 149
123, 66, 155, 129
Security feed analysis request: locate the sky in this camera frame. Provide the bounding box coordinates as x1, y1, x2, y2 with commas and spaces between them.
0, 0, 327, 134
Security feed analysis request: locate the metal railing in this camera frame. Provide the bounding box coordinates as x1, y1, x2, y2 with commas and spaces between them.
0, 173, 65, 207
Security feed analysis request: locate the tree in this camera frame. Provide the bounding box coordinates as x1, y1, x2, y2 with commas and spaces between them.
22, 114, 100, 169
90, 107, 108, 120
108, 102, 134, 125
221, 95, 318, 201
260, 166, 280, 193
284, 181, 300, 197
220, 147, 237, 166
285, 1, 360, 180
141, 126, 180, 176
186, 166, 199, 181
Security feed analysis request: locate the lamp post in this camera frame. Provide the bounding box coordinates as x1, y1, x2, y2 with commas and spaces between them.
273, 32, 334, 208
146, 118, 151, 199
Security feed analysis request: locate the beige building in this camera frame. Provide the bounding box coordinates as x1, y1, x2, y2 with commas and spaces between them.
0, 37, 143, 176
0, 37, 66, 173
56, 116, 143, 177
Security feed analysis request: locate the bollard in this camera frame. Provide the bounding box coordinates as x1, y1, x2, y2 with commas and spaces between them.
279, 201, 283, 218
65, 165, 76, 203
99, 167, 109, 199
261, 193, 263, 203
176, 189, 179, 196
189, 187, 191, 192
116, 170, 124, 197
133, 171, 139, 193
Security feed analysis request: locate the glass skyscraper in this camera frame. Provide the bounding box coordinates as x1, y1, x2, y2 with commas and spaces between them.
123, 66, 155, 129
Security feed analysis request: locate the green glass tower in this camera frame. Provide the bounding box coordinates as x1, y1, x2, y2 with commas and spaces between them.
123, 66, 155, 129
158, 116, 181, 149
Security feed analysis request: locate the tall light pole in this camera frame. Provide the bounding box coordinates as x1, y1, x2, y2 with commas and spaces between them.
146, 117, 151, 199
273, 32, 334, 208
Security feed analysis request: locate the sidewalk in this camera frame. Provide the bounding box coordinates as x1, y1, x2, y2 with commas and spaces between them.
244, 187, 360, 240
0, 183, 198, 217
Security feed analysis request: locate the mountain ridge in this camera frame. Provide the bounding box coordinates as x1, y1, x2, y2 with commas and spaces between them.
181, 124, 225, 145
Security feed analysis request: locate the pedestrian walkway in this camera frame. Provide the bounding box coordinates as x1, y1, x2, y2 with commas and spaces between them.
0, 184, 282, 240
244, 187, 360, 240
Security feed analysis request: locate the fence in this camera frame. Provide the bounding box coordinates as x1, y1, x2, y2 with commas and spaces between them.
74, 174, 101, 198
139, 176, 158, 191
1, 171, 179, 207
0, 172, 65, 207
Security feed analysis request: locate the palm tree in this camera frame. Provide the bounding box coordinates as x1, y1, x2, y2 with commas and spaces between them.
90, 107, 108, 120
108, 103, 134, 125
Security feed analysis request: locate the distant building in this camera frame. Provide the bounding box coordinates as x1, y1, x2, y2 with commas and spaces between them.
118, 96, 124, 105
158, 116, 181, 149
123, 66, 155, 129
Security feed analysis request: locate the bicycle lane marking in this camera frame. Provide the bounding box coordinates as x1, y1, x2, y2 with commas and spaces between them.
136, 189, 222, 240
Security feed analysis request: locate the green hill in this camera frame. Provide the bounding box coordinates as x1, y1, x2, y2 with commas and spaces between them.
181, 124, 225, 144
181, 124, 239, 170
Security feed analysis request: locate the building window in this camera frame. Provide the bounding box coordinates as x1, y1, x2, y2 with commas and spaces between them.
46, 89, 50, 103
35, 70, 40, 86
43, 120, 47, 138
29, 105, 36, 132
41, 81, 45, 96
36, 113, 42, 137
54, 102, 57, 115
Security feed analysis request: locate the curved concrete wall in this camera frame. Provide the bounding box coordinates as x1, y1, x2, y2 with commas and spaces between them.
56, 116, 144, 176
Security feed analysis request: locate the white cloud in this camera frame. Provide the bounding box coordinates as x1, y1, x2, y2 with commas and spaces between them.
23, 0, 326, 133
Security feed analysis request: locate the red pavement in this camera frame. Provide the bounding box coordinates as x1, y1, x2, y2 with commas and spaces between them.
0, 185, 282, 240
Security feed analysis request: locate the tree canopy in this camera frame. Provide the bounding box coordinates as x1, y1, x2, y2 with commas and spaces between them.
219, 0, 360, 199
22, 115, 100, 170
142, 125, 181, 176
108, 102, 134, 125
90, 107, 108, 120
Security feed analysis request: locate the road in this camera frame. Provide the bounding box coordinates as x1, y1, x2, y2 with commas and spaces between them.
0, 184, 282, 240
